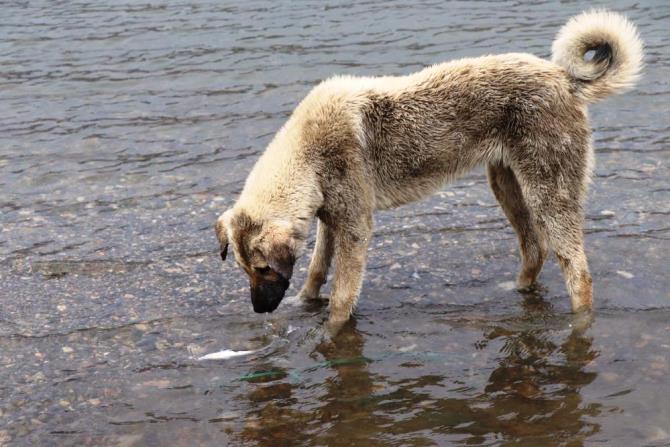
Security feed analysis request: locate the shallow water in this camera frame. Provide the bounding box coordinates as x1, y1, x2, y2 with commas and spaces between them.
1, 1, 669, 445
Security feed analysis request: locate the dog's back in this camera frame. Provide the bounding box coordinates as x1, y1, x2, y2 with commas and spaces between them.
292, 10, 643, 210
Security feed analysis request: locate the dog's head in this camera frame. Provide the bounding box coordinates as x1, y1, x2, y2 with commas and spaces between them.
215, 209, 301, 313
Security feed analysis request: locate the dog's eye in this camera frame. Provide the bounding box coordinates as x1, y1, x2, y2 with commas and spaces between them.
255, 266, 272, 274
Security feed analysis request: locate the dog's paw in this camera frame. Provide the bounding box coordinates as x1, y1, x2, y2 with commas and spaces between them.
324, 317, 348, 338
284, 291, 329, 307
282, 294, 303, 306
516, 283, 536, 293
516, 274, 539, 291
296, 288, 329, 302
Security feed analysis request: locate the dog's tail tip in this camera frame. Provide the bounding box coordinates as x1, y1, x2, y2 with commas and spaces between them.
552, 9, 643, 102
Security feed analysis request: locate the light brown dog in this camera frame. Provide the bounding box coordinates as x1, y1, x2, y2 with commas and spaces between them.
215, 10, 643, 326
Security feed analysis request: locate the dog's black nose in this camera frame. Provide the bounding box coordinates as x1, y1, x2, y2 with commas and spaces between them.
250, 278, 289, 313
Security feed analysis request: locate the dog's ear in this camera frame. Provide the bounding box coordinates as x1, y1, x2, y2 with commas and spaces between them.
266, 242, 295, 281
263, 219, 300, 280
215, 210, 232, 261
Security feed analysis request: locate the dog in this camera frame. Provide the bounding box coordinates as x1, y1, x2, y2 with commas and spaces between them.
215, 10, 643, 327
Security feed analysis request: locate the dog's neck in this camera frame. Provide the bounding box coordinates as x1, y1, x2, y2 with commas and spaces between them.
238, 157, 321, 241
237, 106, 328, 239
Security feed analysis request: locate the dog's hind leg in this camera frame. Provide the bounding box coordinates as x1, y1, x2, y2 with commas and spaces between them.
487, 162, 548, 289
533, 206, 592, 312
512, 145, 593, 312
298, 219, 334, 300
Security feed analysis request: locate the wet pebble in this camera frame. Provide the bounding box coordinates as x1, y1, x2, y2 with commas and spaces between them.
186, 343, 206, 356
600, 372, 620, 384
0, 431, 11, 446
498, 281, 516, 291
139, 379, 171, 389
644, 426, 670, 443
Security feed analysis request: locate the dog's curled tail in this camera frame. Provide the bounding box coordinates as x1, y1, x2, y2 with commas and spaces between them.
552, 10, 643, 102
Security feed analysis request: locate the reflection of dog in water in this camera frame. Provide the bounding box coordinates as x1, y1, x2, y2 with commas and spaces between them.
238, 311, 600, 444
216, 10, 643, 326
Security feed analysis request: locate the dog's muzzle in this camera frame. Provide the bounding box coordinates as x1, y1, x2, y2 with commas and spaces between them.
250, 276, 290, 313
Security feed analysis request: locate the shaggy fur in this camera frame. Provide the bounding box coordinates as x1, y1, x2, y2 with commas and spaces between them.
216, 10, 643, 325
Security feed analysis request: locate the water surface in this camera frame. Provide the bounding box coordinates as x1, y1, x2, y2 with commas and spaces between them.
1, 1, 669, 445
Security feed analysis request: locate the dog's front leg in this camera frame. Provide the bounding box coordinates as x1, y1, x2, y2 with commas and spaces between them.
328, 214, 373, 329
298, 219, 334, 300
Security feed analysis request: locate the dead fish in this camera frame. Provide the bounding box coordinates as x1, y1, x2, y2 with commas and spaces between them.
198, 349, 256, 360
